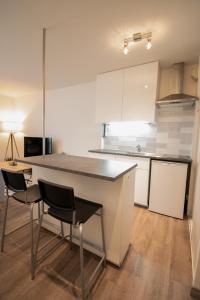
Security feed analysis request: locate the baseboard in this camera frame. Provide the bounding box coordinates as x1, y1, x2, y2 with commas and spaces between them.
191, 287, 200, 299
188, 218, 195, 282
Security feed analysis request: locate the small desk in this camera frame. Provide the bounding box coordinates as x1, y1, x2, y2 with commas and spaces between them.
0, 161, 32, 202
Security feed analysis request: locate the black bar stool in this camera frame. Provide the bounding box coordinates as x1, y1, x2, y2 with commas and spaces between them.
35, 179, 106, 300
0, 169, 42, 279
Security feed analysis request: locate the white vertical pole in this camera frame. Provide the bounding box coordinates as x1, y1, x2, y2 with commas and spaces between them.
42, 28, 46, 156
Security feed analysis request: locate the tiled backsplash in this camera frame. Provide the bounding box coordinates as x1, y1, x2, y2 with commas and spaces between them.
103, 105, 195, 156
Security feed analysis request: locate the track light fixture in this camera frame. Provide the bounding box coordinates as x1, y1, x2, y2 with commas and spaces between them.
123, 32, 152, 54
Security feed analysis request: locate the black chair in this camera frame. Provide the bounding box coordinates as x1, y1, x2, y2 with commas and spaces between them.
35, 179, 106, 300
0, 169, 41, 279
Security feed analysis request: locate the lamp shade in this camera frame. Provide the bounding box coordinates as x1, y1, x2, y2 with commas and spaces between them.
3, 121, 23, 132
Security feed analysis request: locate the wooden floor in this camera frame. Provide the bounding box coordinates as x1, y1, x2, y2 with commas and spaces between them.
0, 200, 194, 300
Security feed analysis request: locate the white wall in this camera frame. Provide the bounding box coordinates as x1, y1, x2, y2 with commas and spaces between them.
13, 92, 43, 157
15, 81, 101, 157
191, 126, 200, 286
14, 92, 43, 137
190, 57, 200, 289
45, 81, 101, 155
0, 93, 43, 160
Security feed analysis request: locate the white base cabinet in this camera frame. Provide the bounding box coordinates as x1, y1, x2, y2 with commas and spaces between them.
135, 169, 149, 206
87, 152, 150, 207
149, 160, 188, 219
115, 156, 150, 207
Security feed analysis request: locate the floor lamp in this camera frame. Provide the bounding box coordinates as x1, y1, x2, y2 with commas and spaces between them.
3, 121, 22, 165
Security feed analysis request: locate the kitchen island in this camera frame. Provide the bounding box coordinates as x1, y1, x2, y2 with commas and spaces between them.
17, 153, 137, 266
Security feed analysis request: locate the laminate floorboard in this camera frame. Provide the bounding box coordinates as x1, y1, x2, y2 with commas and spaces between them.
0, 200, 193, 300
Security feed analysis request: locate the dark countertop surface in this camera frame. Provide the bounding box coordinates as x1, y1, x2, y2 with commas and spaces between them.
89, 149, 192, 164
16, 153, 137, 182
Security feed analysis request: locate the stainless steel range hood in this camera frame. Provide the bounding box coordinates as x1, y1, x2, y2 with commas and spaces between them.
157, 62, 198, 106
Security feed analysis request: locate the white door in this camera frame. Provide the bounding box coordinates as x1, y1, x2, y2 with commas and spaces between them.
95, 70, 124, 123
149, 161, 188, 219
122, 61, 159, 122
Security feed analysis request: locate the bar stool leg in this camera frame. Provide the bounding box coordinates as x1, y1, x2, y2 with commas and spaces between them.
1, 195, 9, 252
30, 203, 35, 280
60, 221, 64, 238
37, 202, 41, 221
35, 212, 43, 256
100, 208, 106, 267
33, 211, 44, 278
42, 201, 45, 214
79, 223, 85, 300
70, 224, 72, 249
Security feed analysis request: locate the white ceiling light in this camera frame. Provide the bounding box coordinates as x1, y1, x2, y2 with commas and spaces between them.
146, 37, 152, 50
123, 32, 152, 54
123, 39, 129, 55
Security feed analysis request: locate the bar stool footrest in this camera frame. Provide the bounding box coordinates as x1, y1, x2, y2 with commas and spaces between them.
36, 234, 71, 264
64, 234, 105, 256
5, 217, 40, 236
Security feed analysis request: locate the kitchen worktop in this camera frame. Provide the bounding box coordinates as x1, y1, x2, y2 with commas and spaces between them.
16, 153, 137, 181
89, 149, 192, 164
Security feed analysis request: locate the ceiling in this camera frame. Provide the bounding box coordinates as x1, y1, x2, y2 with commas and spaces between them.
0, 0, 200, 97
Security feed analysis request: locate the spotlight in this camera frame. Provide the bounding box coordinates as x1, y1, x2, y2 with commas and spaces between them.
123, 39, 129, 55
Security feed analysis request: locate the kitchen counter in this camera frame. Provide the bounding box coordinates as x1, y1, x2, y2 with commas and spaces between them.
89, 149, 192, 164
16, 153, 137, 182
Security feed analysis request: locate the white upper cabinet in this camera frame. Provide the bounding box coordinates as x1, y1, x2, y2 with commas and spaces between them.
122, 61, 159, 122
95, 69, 124, 123
95, 61, 159, 123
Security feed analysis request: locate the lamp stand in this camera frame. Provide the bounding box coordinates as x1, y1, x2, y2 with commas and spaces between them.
4, 132, 20, 163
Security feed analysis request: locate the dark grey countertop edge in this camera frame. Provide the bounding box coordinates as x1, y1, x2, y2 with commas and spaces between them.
16, 158, 137, 182
89, 149, 192, 164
